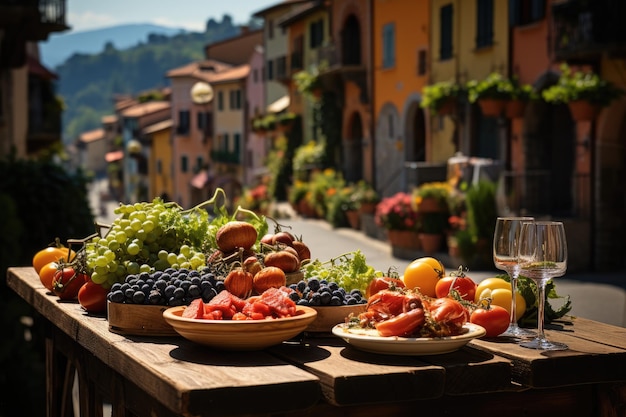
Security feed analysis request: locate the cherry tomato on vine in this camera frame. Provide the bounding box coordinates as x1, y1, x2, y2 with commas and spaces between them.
78, 281, 109, 313
366, 276, 405, 298
470, 305, 510, 338
435, 274, 477, 301
51, 267, 85, 300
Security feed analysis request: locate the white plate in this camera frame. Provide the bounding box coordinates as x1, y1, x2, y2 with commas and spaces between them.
331, 322, 486, 356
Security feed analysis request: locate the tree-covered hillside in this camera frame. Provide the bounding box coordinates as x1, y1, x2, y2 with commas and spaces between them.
56, 15, 253, 142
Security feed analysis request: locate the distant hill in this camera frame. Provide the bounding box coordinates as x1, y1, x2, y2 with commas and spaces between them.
40, 23, 187, 68
53, 16, 252, 143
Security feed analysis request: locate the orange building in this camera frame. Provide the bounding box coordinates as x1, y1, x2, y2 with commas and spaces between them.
372, 0, 430, 196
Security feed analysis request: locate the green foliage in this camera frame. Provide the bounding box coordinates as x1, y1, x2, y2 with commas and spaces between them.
292, 141, 326, 180
420, 80, 465, 113
542, 64, 624, 106
302, 250, 383, 294
466, 73, 537, 103
467, 73, 511, 102
465, 180, 497, 240
0, 155, 96, 417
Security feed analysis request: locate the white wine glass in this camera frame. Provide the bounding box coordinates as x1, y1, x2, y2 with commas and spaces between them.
518, 221, 568, 351
493, 217, 536, 339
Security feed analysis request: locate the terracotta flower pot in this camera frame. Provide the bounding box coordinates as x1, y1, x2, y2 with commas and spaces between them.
568, 100, 601, 121
346, 210, 360, 230
418, 233, 443, 255
436, 98, 457, 116
387, 230, 422, 250
478, 99, 506, 118
418, 197, 445, 213
505, 99, 527, 119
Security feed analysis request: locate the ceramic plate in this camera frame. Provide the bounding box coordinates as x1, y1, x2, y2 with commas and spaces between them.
331, 322, 486, 355
163, 305, 317, 351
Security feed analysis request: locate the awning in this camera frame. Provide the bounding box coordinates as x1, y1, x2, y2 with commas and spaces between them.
266, 95, 290, 113
105, 150, 124, 163
190, 170, 209, 189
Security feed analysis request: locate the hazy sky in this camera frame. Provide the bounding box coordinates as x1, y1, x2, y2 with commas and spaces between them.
66, 0, 278, 32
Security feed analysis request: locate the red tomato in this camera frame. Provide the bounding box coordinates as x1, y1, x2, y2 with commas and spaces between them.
365, 276, 406, 298
435, 275, 477, 301
78, 281, 109, 313
375, 308, 425, 337
52, 267, 85, 300
470, 305, 510, 338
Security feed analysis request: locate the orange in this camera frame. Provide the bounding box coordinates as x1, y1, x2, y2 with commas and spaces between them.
401, 257, 445, 297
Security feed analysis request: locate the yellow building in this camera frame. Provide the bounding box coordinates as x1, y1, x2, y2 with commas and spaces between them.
143, 120, 173, 201
429, 0, 509, 161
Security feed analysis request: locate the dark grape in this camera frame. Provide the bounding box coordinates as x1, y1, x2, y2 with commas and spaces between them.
109, 290, 125, 303
132, 291, 145, 304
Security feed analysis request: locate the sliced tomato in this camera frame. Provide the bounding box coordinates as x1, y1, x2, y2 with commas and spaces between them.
375, 308, 425, 337
183, 298, 206, 319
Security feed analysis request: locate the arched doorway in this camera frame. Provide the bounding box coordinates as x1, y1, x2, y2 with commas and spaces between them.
405, 102, 426, 162
344, 111, 363, 182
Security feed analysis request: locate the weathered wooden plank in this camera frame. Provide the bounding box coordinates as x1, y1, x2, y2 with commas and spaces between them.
471, 323, 626, 388
270, 336, 446, 405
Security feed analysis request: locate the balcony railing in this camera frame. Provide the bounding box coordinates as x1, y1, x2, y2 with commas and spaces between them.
210, 150, 240, 164
552, 0, 626, 62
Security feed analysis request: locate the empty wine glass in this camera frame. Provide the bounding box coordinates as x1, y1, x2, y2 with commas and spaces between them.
493, 217, 536, 339
518, 221, 568, 351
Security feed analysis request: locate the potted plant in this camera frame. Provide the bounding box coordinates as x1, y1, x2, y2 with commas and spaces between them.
420, 80, 465, 116
326, 183, 359, 229
466, 73, 512, 117
417, 212, 449, 255
375, 192, 421, 251
277, 112, 298, 132
505, 78, 536, 119
261, 114, 277, 131
413, 181, 451, 213
353, 180, 379, 214
293, 62, 327, 101
542, 64, 624, 121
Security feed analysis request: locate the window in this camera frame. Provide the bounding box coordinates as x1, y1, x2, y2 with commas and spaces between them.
197, 111, 213, 136
217, 91, 224, 111
476, 0, 494, 48
309, 19, 324, 49
267, 59, 274, 81
509, 0, 545, 26
268, 18, 274, 39
156, 159, 162, 174
387, 113, 394, 139
382, 23, 395, 68
181, 155, 188, 173
233, 133, 241, 154
196, 156, 203, 171
229, 90, 242, 110
417, 49, 427, 76
440, 4, 453, 60
177, 110, 190, 134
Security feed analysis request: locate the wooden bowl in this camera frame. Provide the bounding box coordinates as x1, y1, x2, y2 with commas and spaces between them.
162, 305, 317, 350
306, 304, 366, 333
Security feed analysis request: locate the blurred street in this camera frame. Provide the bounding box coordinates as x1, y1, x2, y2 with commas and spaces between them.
89, 178, 626, 328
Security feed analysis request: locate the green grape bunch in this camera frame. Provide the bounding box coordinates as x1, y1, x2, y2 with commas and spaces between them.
85, 198, 210, 288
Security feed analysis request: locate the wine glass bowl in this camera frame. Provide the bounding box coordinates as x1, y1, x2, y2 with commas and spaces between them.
492, 217, 535, 339
518, 221, 568, 351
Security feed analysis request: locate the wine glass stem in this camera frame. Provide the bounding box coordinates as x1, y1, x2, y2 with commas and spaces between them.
536, 279, 548, 341
509, 271, 519, 327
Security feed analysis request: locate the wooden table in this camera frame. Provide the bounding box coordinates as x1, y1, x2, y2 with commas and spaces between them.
7, 266, 626, 417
